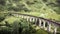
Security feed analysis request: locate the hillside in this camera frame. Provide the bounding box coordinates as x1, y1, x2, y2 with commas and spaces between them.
0, 0, 60, 34
0, 0, 60, 21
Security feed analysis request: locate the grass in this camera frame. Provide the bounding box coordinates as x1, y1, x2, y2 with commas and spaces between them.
20, 11, 60, 21
2, 16, 20, 24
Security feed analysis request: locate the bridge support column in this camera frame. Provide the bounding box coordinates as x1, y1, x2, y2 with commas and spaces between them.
30, 18, 32, 22
53, 27, 57, 34
39, 19, 41, 27
47, 22, 51, 32
27, 17, 29, 21
43, 20, 45, 28
30, 17, 35, 22
21, 16, 24, 18
35, 18, 37, 25
24, 16, 27, 19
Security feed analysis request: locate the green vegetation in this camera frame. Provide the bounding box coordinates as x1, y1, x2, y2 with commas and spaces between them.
0, 0, 60, 34
0, 0, 60, 20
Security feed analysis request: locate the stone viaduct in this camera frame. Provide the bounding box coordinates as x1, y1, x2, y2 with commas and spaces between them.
11, 13, 60, 34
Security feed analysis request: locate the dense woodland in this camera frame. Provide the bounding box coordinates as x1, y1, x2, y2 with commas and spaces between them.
0, 0, 60, 34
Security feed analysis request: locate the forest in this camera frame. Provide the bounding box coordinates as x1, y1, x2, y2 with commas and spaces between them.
0, 0, 60, 34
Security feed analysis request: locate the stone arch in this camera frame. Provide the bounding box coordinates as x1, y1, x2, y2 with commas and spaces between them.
41, 21, 43, 26
45, 22, 48, 27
